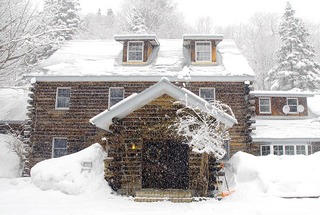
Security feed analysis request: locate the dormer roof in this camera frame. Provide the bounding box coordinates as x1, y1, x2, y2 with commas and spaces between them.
114, 34, 160, 46
90, 77, 237, 132
182, 34, 223, 45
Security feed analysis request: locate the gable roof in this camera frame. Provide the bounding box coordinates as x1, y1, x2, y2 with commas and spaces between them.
90, 78, 237, 132
31, 38, 255, 82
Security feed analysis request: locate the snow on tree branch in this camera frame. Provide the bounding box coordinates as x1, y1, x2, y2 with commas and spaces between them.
174, 100, 233, 160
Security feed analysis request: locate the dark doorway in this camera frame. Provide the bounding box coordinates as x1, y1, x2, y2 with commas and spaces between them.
142, 141, 189, 189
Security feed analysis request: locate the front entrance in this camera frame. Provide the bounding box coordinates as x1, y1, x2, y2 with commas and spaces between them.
142, 141, 189, 189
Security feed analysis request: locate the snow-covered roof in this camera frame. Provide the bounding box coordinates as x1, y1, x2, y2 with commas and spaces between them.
308, 94, 320, 117
251, 118, 320, 142
90, 78, 237, 131
114, 34, 160, 45
251, 90, 315, 97
0, 88, 28, 123
182, 34, 224, 41
31, 39, 255, 82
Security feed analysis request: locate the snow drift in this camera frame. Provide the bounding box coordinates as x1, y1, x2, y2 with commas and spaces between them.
226, 151, 320, 198
31, 143, 112, 195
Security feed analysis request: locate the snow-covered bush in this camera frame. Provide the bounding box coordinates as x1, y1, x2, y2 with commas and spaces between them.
0, 134, 21, 178
31, 143, 112, 196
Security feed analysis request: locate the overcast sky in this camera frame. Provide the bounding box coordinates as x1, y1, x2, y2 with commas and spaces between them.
79, 0, 320, 26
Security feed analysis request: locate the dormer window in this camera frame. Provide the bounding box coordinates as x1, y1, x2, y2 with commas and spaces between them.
196, 41, 212, 62
128, 41, 144, 62
114, 34, 160, 64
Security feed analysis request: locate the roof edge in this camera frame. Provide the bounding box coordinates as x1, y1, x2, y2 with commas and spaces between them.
251, 90, 315, 97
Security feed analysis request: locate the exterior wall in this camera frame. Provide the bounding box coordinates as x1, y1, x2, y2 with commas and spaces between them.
28, 80, 252, 190
254, 97, 308, 117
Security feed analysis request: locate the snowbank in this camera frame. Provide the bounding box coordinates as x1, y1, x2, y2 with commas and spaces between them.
31, 143, 112, 196
0, 134, 21, 178
226, 151, 320, 198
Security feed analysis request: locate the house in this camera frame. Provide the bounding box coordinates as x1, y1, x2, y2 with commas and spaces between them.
250, 91, 320, 156
26, 34, 255, 197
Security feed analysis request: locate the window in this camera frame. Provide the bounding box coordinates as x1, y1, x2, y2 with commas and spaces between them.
261, 145, 271, 156
55, 87, 71, 109
285, 145, 295, 155
261, 144, 311, 156
287, 98, 298, 113
273, 145, 284, 155
296, 145, 306, 155
127, 41, 143, 62
52, 138, 68, 158
109, 87, 124, 108
259, 97, 271, 114
199, 88, 215, 102
196, 41, 212, 62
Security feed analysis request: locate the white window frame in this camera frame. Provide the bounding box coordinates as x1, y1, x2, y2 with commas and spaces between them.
287, 98, 298, 113
199, 87, 215, 102
55, 87, 71, 110
261, 144, 312, 156
127, 41, 144, 62
52, 137, 68, 158
109, 87, 124, 108
195, 41, 212, 62
259, 97, 271, 114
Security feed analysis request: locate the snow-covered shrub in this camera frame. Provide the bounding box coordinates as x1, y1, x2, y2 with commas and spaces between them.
31, 143, 112, 196
0, 134, 21, 178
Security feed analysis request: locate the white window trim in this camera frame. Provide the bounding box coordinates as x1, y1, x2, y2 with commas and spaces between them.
195, 41, 212, 62
287, 97, 298, 114
52, 137, 68, 158
108, 87, 125, 108
127, 41, 144, 62
259, 97, 271, 114
261, 144, 311, 156
55, 87, 71, 110
199, 87, 216, 102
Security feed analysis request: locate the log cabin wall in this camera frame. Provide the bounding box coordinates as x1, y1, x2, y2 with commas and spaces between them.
28, 81, 252, 176
254, 97, 308, 116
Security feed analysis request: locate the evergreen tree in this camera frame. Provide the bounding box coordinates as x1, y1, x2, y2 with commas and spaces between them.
130, 8, 148, 34
267, 2, 320, 91
44, 0, 81, 41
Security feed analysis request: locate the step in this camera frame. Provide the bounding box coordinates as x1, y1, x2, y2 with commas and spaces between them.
135, 189, 192, 198
134, 197, 193, 203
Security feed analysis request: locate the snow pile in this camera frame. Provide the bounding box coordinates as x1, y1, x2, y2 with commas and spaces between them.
0, 134, 21, 178
226, 151, 320, 198
0, 87, 28, 121
31, 143, 112, 196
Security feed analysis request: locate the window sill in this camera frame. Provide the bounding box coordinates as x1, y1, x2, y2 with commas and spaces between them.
55, 108, 70, 111
191, 62, 218, 66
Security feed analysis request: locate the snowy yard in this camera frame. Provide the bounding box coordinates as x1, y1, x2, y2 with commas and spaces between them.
1, 141, 320, 215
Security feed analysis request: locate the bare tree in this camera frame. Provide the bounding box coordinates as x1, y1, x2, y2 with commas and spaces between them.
194, 16, 215, 34
0, 0, 70, 86
174, 100, 234, 196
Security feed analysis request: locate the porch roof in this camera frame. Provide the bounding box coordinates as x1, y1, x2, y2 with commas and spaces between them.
90, 77, 237, 132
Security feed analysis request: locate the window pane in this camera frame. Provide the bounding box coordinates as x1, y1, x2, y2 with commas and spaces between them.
128, 42, 143, 61
285, 145, 295, 155
56, 88, 71, 108
260, 106, 270, 113
200, 88, 215, 102
261, 145, 271, 156
53, 138, 67, 158
288, 98, 298, 113
196, 42, 211, 62
273, 145, 283, 155
296, 145, 306, 155
109, 88, 124, 107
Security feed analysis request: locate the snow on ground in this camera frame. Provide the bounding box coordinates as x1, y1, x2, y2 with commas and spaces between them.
31, 143, 112, 196
1, 144, 320, 214
0, 134, 21, 178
